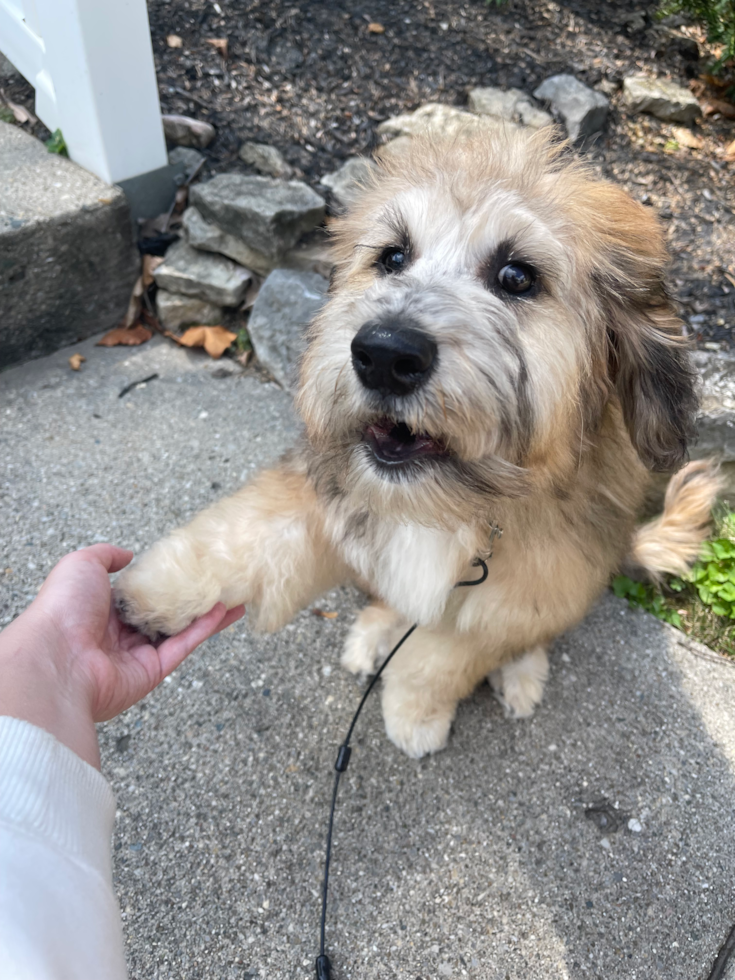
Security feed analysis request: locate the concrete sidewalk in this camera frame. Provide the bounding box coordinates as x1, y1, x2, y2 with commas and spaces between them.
2, 335, 735, 980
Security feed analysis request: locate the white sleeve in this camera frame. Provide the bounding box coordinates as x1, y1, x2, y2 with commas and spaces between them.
0, 717, 127, 980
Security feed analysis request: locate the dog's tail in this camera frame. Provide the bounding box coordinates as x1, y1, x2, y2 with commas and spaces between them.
630, 459, 723, 580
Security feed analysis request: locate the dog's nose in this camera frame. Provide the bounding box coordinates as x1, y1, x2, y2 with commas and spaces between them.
351, 321, 437, 396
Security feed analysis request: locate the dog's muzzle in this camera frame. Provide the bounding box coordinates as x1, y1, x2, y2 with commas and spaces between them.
351, 319, 437, 397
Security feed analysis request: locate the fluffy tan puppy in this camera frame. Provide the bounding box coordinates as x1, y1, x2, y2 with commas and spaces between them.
115, 129, 720, 758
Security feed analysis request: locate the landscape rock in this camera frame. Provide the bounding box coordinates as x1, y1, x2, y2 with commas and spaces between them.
622, 75, 701, 124
692, 351, 735, 461
184, 206, 273, 276
247, 268, 328, 388
183, 207, 333, 279
533, 75, 609, 141
167, 146, 206, 174
153, 240, 251, 307
162, 114, 216, 149
238, 141, 293, 178
319, 156, 376, 209
378, 102, 517, 141
468, 87, 553, 129
190, 174, 325, 262
156, 289, 223, 331
0, 121, 138, 367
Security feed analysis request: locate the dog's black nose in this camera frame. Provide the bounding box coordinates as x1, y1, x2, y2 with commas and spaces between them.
351, 321, 437, 396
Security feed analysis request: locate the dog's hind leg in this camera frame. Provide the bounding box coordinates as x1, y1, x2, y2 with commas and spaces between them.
341, 603, 406, 676
488, 646, 549, 719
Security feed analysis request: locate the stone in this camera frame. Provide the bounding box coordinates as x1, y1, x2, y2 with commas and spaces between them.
156, 289, 223, 330
162, 114, 216, 149
184, 206, 273, 276
247, 268, 328, 388
167, 146, 205, 174
153, 240, 251, 307
468, 87, 553, 130
622, 75, 701, 124
238, 141, 293, 178
0, 120, 138, 367
533, 75, 609, 141
183, 207, 333, 279
190, 174, 325, 262
319, 156, 377, 209
691, 351, 735, 461
378, 102, 518, 141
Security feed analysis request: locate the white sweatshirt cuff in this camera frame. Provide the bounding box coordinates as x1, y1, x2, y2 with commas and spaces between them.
0, 717, 116, 879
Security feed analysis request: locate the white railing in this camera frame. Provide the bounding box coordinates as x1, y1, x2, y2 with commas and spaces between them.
0, 0, 167, 185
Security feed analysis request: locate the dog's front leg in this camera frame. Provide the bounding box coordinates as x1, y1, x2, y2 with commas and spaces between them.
379, 627, 488, 759
114, 459, 346, 638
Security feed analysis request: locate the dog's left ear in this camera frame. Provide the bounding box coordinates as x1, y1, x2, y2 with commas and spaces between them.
579, 182, 697, 473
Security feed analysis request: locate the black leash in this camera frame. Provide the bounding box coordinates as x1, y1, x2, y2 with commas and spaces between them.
315, 550, 494, 980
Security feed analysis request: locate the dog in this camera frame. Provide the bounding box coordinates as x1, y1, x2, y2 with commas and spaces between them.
115, 128, 720, 759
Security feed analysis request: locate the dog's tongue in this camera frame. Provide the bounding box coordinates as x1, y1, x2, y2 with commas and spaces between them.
364, 420, 444, 464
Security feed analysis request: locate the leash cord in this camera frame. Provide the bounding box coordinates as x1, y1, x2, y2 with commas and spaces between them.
315, 557, 489, 980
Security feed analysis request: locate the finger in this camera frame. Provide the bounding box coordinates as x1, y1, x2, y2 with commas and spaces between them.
214, 604, 245, 633
155, 603, 229, 677
74, 543, 135, 574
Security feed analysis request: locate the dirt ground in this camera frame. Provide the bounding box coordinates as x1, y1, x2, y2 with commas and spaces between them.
5, 0, 735, 347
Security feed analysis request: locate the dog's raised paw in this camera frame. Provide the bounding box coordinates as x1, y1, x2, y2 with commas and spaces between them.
489, 646, 549, 719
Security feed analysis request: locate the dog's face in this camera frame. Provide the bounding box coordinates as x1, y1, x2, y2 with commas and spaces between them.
297, 131, 696, 526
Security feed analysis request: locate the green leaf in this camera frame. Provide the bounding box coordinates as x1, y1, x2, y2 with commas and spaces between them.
45, 128, 68, 156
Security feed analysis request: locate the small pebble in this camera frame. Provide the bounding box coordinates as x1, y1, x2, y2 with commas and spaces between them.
600, 837, 611, 850
628, 818, 642, 833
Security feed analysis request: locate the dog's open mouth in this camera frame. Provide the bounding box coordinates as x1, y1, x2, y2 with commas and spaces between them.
363, 419, 447, 466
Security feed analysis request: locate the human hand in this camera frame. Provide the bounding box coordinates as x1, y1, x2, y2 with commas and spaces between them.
0, 544, 245, 768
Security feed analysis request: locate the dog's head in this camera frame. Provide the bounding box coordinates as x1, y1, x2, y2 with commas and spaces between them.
297, 130, 696, 525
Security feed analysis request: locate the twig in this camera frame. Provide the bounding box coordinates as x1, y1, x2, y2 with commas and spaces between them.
118, 374, 160, 399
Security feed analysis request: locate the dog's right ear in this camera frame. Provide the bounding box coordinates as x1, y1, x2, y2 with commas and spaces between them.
577, 182, 697, 473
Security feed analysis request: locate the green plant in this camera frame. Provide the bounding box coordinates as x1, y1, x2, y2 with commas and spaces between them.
612, 575, 683, 627
235, 328, 252, 354
658, 0, 735, 73
686, 536, 735, 616
45, 128, 68, 156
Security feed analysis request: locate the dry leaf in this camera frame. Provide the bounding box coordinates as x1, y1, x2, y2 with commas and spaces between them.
167, 34, 183, 48
96, 324, 153, 347
206, 38, 228, 59
0, 89, 36, 125
367, 22, 385, 33
142, 254, 164, 288
168, 325, 237, 358
671, 126, 702, 150
120, 275, 145, 328
702, 99, 735, 120
68, 353, 86, 371
726, 139, 735, 156
235, 349, 252, 368
311, 608, 339, 619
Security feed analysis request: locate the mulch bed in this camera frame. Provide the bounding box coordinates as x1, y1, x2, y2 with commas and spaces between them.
5, 0, 735, 347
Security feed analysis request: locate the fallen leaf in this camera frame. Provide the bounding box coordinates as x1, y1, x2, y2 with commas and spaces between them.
142, 254, 164, 288
206, 37, 228, 59
235, 349, 252, 368
671, 126, 702, 150
726, 139, 735, 156
0, 89, 36, 125
311, 608, 339, 619
68, 353, 86, 371
96, 324, 153, 347
367, 22, 385, 33
168, 325, 237, 358
167, 34, 183, 48
702, 99, 735, 120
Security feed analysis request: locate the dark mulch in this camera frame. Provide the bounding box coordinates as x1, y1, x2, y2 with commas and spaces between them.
4, 0, 734, 347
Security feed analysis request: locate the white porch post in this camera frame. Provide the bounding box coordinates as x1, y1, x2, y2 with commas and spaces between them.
0, 0, 168, 185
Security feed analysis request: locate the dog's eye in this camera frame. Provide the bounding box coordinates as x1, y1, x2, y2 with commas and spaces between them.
498, 263, 536, 295
378, 247, 407, 275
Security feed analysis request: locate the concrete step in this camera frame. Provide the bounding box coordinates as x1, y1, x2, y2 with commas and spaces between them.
0, 121, 138, 368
